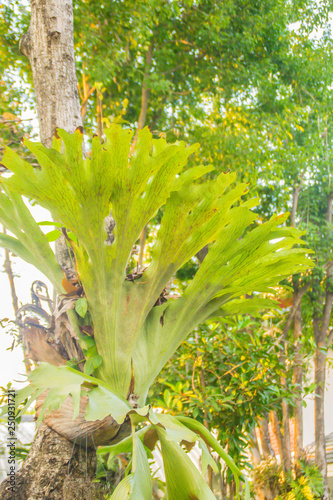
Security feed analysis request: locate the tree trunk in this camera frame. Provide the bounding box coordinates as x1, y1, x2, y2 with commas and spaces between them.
131, 41, 154, 150
269, 411, 285, 465
0, 425, 107, 500
278, 285, 309, 471
293, 304, 303, 460
281, 399, 291, 470
19, 0, 82, 147
313, 261, 333, 499
314, 344, 327, 489
258, 416, 274, 459
249, 428, 262, 465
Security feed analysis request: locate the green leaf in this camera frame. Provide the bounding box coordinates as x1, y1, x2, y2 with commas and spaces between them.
157, 427, 216, 500
199, 440, 219, 476
208, 297, 280, 320
98, 425, 154, 461
175, 416, 250, 500
110, 474, 133, 499
150, 411, 198, 444
75, 298, 88, 318
83, 354, 103, 375
45, 229, 61, 242
0, 188, 63, 292
83, 358, 95, 375
37, 221, 63, 228
83, 336, 96, 349
85, 385, 131, 424
92, 354, 103, 368
131, 434, 153, 500
102, 427, 153, 499
133, 212, 312, 399
0, 363, 133, 426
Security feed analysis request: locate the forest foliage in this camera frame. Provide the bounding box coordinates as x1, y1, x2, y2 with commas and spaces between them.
1, 0, 333, 498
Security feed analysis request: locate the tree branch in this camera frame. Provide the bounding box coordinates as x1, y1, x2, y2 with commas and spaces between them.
161, 52, 206, 76
325, 192, 333, 224
282, 283, 310, 339
290, 171, 305, 227
2, 227, 19, 315
131, 41, 154, 151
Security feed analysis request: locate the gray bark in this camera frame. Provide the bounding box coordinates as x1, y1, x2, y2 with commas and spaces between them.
258, 416, 274, 459
0, 424, 107, 500
293, 304, 303, 459
19, 0, 82, 148
20, 0, 83, 267
313, 265, 333, 498
269, 411, 285, 465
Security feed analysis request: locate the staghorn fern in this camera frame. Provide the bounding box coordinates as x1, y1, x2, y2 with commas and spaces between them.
0, 125, 312, 499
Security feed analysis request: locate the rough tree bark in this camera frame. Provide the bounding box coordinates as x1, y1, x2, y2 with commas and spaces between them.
279, 286, 308, 472
269, 411, 285, 464
131, 41, 154, 151
313, 267, 333, 498
0, 425, 106, 500
19, 0, 82, 147
0, 1, 121, 498
293, 303, 303, 460
258, 416, 274, 459
312, 193, 333, 498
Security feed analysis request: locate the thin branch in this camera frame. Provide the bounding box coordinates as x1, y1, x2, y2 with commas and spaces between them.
320, 287, 333, 341
0, 118, 34, 124
80, 73, 96, 123
300, 87, 317, 103
290, 171, 305, 227
81, 86, 96, 113
2, 227, 19, 315
131, 41, 154, 152
81, 86, 96, 110
161, 52, 206, 76
96, 89, 103, 139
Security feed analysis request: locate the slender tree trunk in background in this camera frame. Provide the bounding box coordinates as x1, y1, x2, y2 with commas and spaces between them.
293, 304, 303, 460
314, 333, 327, 488
269, 411, 285, 465
313, 276, 333, 499
258, 416, 274, 459
249, 428, 262, 465
278, 284, 309, 471
0, 2, 106, 498
312, 194, 333, 498
281, 398, 291, 470
96, 88, 103, 139
131, 41, 154, 150
289, 178, 304, 462
220, 470, 227, 500
131, 42, 154, 263
79, 73, 96, 125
